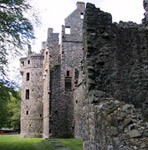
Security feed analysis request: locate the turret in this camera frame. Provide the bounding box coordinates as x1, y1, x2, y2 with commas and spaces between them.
20, 54, 44, 138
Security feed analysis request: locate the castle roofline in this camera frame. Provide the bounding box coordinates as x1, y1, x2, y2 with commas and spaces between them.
20, 53, 43, 61
76, 1, 85, 10
77, 1, 85, 5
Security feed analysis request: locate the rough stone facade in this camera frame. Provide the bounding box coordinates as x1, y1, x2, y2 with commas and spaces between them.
58, 2, 85, 137
20, 2, 85, 138
73, 2, 148, 150
20, 54, 44, 137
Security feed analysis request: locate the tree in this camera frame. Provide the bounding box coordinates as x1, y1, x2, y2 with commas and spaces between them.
0, 0, 36, 76
0, 80, 21, 129
0, 80, 15, 128
7, 90, 21, 130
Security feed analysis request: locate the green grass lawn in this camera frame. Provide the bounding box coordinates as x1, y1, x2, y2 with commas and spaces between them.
58, 138, 83, 150
0, 135, 54, 150
0, 135, 83, 150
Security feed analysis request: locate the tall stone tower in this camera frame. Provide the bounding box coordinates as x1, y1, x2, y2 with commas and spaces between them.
20, 54, 44, 137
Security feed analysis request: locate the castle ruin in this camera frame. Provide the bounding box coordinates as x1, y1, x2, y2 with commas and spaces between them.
20, 1, 148, 149
20, 2, 85, 138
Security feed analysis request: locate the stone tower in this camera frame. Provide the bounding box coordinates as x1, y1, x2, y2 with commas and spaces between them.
20, 54, 44, 137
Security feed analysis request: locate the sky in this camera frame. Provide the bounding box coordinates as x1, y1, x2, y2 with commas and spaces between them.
31, 0, 145, 53
9, 0, 145, 83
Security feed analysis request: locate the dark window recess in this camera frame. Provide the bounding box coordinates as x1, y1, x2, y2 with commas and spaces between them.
25, 89, 30, 99
21, 61, 24, 66
65, 77, 72, 91
66, 70, 70, 77
80, 12, 84, 19
26, 111, 29, 115
26, 73, 30, 81
40, 114, 42, 117
20, 71, 24, 76
49, 129, 51, 133
45, 52, 48, 61
28, 60, 30, 64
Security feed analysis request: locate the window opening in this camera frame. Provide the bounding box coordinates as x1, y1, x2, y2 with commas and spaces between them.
45, 51, 48, 61
28, 60, 30, 64
49, 129, 51, 133
80, 12, 84, 19
65, 77, 72, 91
26, 72, 30, 81
65, 26, 70, 34
66, 70, 70, 77
21, 61, 24, 66
26, 111, 29, 115
25, 89, 30, 99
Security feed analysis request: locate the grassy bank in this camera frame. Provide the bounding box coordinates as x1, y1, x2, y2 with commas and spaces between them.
0, 135, 83, 150
0, 135, 54, 150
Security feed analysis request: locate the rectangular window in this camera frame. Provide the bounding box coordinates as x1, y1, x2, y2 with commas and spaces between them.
28, 60, 30, 64
80, 12, 84, 19
26, 111, 29, 115
45, 51, 48, 61
25, 89, 30, 99
66, 71, 70, 77
65, 26, 70, 34
26, 73, 30, 81
65, 77, 72, 91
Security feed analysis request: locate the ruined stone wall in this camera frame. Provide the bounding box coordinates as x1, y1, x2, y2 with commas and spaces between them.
50, 66, 65, 137
83, 3, 148, 116
47, 28, 60, 68
74, 3, 148, 150
20, 54, 44, 138
143, 0, 148, 27
74, 70, 86, 139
